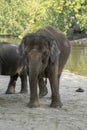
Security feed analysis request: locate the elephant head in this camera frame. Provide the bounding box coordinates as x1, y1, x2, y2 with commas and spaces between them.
21, 34, 60, 68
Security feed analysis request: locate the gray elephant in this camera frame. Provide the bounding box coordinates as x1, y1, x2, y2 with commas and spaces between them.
0, 42, 28, 94
21, 25, 71, 108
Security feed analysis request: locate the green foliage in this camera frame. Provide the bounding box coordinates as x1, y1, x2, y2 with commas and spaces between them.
0, 0, 87, 36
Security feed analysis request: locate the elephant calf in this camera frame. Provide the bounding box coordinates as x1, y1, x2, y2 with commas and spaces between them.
0, 42, 28, 94
21, 25, 71, 108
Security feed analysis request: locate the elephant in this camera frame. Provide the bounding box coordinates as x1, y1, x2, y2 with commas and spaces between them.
0, 42, 47, 96
21, 25, 71, 108
0, 42, 28, 94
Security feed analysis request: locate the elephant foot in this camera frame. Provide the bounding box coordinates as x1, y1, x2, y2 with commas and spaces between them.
39, 87, 48, 97
27, 100, 40, 108
50, 101, 63, 108
6, 88, 15, 94
20, 89, 28, 94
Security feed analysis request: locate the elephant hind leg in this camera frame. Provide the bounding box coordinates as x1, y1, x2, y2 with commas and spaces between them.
20, 70, 28, 93
6, 74, 18, 94
0, 64, 2, 75
38, 78, 48, 97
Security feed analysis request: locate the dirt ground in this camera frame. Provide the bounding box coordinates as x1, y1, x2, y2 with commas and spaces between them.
0, 71, 87, 130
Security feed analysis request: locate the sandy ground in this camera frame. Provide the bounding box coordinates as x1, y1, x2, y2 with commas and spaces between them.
0, 70, 87, 130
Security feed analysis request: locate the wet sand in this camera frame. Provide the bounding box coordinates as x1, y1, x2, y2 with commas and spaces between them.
0, 71, 87, 130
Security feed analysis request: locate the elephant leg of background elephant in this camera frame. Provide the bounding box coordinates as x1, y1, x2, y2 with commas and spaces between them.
38, 78, 48, 97
20, 71, 28, 93
6, 74, 18, 94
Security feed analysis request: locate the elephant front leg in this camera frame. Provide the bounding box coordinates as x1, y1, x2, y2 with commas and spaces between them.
28, 75, 40, 108
48, 66, 62, 108
6, 74, 18, 94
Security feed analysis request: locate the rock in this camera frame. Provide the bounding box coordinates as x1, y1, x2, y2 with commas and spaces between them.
76, 88, 84, 92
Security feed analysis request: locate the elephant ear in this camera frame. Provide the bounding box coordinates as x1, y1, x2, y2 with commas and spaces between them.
50, 40, 60, 63
18, 38, 25, 56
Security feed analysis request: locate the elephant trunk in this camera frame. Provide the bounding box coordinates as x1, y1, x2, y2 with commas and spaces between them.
27, 50, 42, 107
28, 61, 41, 107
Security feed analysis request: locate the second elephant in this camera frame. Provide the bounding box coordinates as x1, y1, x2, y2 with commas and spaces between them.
0, 42, 28, 94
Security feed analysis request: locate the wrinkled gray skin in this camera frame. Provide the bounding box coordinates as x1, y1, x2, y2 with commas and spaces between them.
0, 42, 28, 94
21, 25, 71, 108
